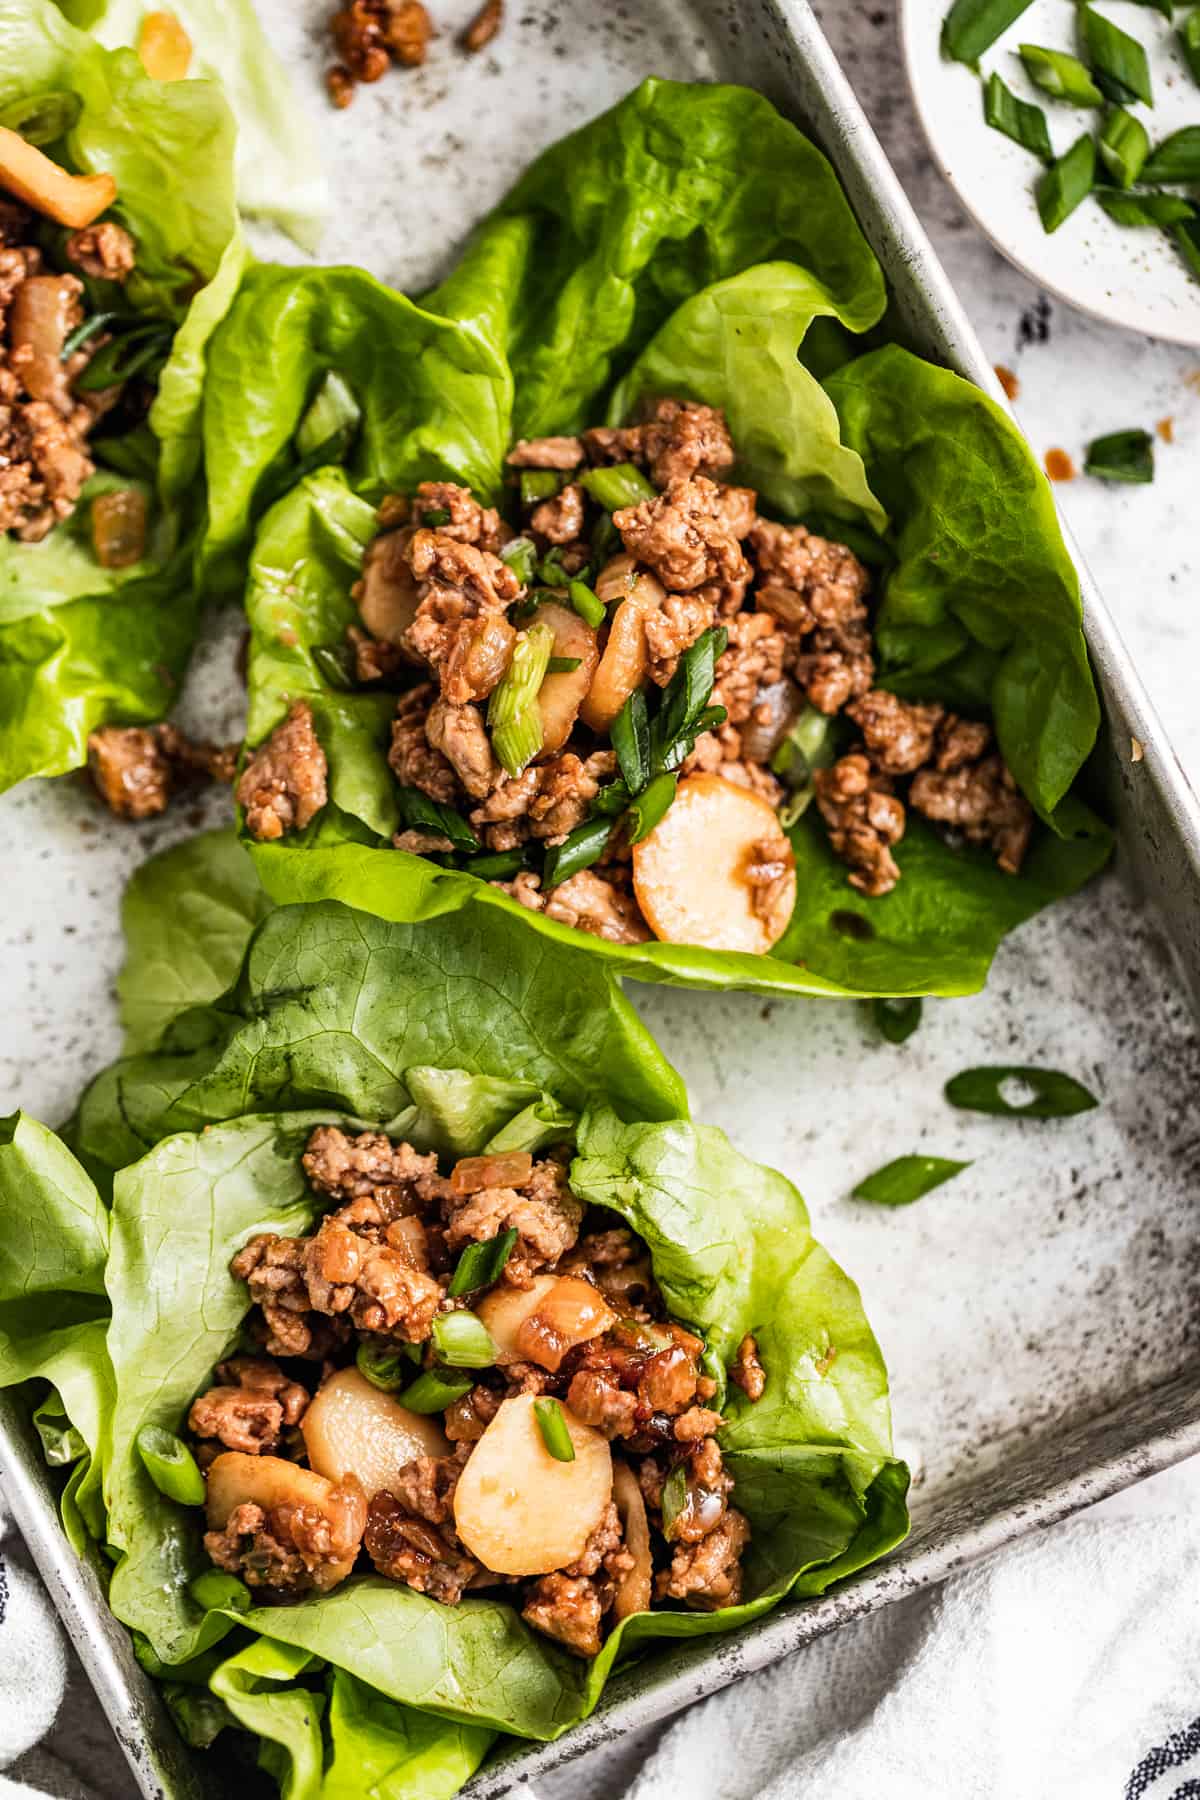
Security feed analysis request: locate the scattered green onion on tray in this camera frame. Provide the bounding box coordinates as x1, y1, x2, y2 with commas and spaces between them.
1083, 428, 1156, 482
1019, 44, 1103, 105
1097, 107, 1151, 186
983, 71, 1052, 157
1036, 134, 1096, 232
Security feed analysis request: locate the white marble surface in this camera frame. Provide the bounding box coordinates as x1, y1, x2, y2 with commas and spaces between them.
5, 2, 1200, 1795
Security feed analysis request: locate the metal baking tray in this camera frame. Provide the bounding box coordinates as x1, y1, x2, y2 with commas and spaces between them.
4, 0, 1200, 1793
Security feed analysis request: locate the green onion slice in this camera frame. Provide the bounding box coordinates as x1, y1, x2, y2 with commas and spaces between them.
872, 996, 923, 1045
0, 89, 82, 144
1141, 127, 1200, 182
74, 322, 174, 392
944, 1064, 1100, 1117
566, 579, 605, 629
661, 1462, 689, 1539
649, 626, 726, 773
61, 310, 125, 362
395, 784, 479, 852
1095, 190, 1194, 227
296, 370, 360, 460
983, 72, 1053, 159
1182, 8, 1200, 83
464, 847, 528, 880
356, 1340, 419, 1390
488, 621, 552, 777
612, 688, 651, 792
312, 643, 360, 691
625, 770, 678, 844
520, 469, 561, 505
1081, 6, 1153, 106
533, 1397, 576, 1463
1036, 133, 1096, 234
396, 1369, 475, 1414
500, 535, 538, 586
1083, 427, 1155, 481
431, 1310, 498, 1368
852, 1156, 972, 1207
1173, 216, 1200, 280
1019, 44, 1103, 105
1097, 107, 1150, 187
542, 815, 614, 888
579, 463, 657, 512
448, 1227, 519, 1297
546, 655, 581, 674
188, 1570, 252, 1614
941, 0, 1034, 64
136, 1426, 206, 1507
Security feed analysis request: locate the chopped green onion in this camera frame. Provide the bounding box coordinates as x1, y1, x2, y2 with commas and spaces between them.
136, 1427, 206, 1507
625, 770, 678, 843
538, 548, 585, 589
1097, 107, 1150, 186
464, 847, 528, 879
0, 89, 82, 144
296, 370, 360, 460
1182, 8, 1200, 82
1081, 7, 1153, 106
1036, 134, 1096, 233
542, 815, 614, 887
658, 704, 727, 773
33, 1394, 86, 1467
488, 620, 553, 776
772, 704, 839, 826
661, 1462, 689, 1540
520, 470, 561, 506
1019, 44, 1102, 104
448, 1228, 518, 1297
546, 655, 582, 674
60, 310, 124, 362
852, 1156, 971, 1206
591, 511, 621, 561
356, 1340, 419, 1390
396, 1369, 475, 1413
1173, 215, 1200, 279
312, 642, 360, 691
944, 1064, 1100, 1117
941, 0, 1034, 63
591, 778, 633, 816
188, 1570, 252, 1613
983, 72, 1053, 158
579, 462, 657, 511
566, 579, 605, 628
649, 626, 726, 773
872, 996, 923, 1045
422, 506, 451, 527
395, 784, 479, 852
533, 1397, 576, 1463
74, 322, 173, 392
431, 1310, 498, 1368
1141, 127, 1200, 182
1123, 0, 1172, 16
612, 689, 651, 792
1095, 190, 1195, 227
500, 535, 538, 586
1083, 427, 1155, 482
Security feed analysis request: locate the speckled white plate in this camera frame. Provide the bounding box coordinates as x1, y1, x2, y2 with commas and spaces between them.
900, 0, 1200, 344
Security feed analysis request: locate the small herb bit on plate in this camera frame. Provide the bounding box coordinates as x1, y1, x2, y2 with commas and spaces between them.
1019, 44, 1103, 105
1095, 191, 1194, 228
1174, 216, 1200, 278
944, 1065, 1100, 1116
1098, 107, 1151, 187
984, 71, 1053, 157
853, 1155, 972, 1205
872, 996, 924, 1044
1141, 126, 1200, 182
1080, 6, 1154, 106
1037, 134, 1096, 233
1084, 427, 1156, 482
942, 0, 1036, 64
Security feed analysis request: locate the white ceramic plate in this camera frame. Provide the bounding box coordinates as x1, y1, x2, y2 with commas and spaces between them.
900, 0, 1200, 344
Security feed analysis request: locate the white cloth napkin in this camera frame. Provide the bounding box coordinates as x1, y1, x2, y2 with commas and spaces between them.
0, 1497, 69, 1797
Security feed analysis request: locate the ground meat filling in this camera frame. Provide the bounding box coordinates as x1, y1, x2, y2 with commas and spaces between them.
313, 396, 1036, 933
0, 206, 140, 541
87, 724, 238, 821
237, 701, 329, 842
190, 1125, 753, 1652
729, 1333, 766, 1402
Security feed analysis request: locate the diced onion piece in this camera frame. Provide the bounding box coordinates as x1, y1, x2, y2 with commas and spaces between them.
301, 1366, 448, 1497
357, 530, 419, 645
632, 773, 797, 954
737, 677, 801, 764
450, 1151, 533, 1196
138, 11, 193, 81
514, 1275, 616, 1372
9, 275, 76, 407
477, 1274, 558, 1363
92, 489, 147, 570
580, 567, 664, 733
452, 1393, 612, 1575
205, 1452, 361, 1590
611, 1459, 652, 1620
533, 600, 599, 755
0, 127, 116, 227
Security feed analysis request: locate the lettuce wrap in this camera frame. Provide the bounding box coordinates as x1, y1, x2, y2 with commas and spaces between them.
0, 0, 245, 789
199, 78, 1110, 1000
5, 837, 908, 1796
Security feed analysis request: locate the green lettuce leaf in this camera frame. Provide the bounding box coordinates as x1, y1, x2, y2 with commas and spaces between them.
607, 262, 887, 532
54, 0, 326, 249
0, 0, 244, 788
826, 345, 1100, 821
116, 829, 274, 1055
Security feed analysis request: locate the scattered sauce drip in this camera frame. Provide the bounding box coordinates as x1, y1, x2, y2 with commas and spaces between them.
995, 365, 1020, 401
1044, 448, 1076, 483
1156, 417, 1175, 443
1185, 369, 1200, 396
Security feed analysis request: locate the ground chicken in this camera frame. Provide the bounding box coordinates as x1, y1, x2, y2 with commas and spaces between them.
388, 683, 460, 804
504, 869, 651, 944
814, 754, 906, 898
935, 714, 993, 772
426, 698, 498, 799
683, 723, 784, 805
443, 1384, 502, 1444
713, 612, 789, 725
560, 1228, 661, 1316
750, 519, 870, 634
506, 436, 584, 470
65, 223, 136, 282
584, 400, 735, 490
746, 835, 796, 929
348, 624, 406, 684
469, 751, 616, 850
910, 753, 1033, 874
302, 1126, 443, 1210
657, 1506, 750, 1610
188, 1358, 309, 1455
643, 592, 717, 684
530, 482, 585, 544
441, 1156, 583, 1287
402, 531, 519, 706
522, 1572, 609, 1657
364, 1490, 480, 1603
793, 620, 876, 715
614, 475, 752, 605
847, 690, 945, 776
237, 701, 328, 841
326, 0, 431, 106
204, 1479, 366, 1595
729, 1334, 766, 1401
411, 480, 504, 550
87, 724, 238, 821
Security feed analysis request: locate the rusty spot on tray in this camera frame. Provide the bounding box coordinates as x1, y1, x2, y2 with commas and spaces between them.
1185, 369, 1200, 395
1044, 448, 1075, 483
1157, 417, 1175, 443
1131, 737, 1145, 764
995, 364, 1020, 401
